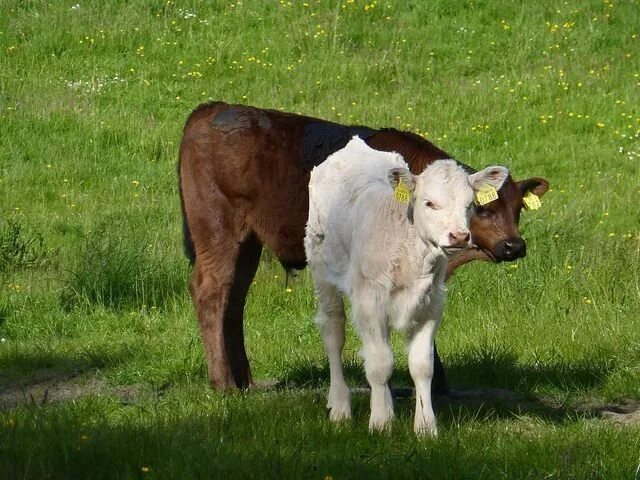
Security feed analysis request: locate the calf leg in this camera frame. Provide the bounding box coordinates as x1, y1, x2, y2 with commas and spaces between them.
225, 232, 262, 387
190, 248, 237, 390
189, 211, 259, 390
353, 295, 394, 432
407, 315, 441, 436
314, 282, 350, 422
432, 342, 450, 396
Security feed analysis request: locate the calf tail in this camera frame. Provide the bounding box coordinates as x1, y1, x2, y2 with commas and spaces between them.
178, 161, 196, 265
182, 208, 196, 265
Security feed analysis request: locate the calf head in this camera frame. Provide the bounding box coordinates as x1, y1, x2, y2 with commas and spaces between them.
388, 160, 510, 255
469, 175, 549, 261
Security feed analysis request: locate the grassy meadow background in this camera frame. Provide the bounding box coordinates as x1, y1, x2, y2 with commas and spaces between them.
1, 0, 639, 478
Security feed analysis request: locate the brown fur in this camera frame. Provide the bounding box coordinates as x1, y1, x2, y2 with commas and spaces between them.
178, 101, 549, 392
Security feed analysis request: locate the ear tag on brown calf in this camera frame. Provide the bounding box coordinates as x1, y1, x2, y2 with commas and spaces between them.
394, 179, 410, 204
523, 191, 541, 210
475, 185, 498, 206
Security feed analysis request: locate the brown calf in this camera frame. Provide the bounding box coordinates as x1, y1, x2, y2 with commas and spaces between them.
178, 101, 548, 393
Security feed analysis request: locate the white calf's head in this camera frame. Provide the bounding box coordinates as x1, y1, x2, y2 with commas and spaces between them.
388, 161, 509, 253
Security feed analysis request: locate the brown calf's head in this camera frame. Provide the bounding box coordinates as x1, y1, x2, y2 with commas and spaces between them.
469, 176, 549, 262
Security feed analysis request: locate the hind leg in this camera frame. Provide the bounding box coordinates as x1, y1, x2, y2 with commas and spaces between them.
432, 342, 450, 396
187, 198, 258, 390
190, 246, 238, 389
313, 281, 350, 422
224, 231, 262, 388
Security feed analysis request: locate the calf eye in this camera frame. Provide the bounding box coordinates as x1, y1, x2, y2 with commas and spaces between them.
425, 200, 436, 209
475, 205, 491, 217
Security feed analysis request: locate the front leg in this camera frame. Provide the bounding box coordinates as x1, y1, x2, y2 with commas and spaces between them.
353, 295, 394, 432
407, 301, 443, 436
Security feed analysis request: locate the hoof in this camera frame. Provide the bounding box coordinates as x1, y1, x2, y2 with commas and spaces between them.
328, 404, 352, 423
369, 414, 394, 433
414, 421, 438, 437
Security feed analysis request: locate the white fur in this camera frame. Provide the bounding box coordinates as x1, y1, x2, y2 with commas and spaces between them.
305, 136, 508, 436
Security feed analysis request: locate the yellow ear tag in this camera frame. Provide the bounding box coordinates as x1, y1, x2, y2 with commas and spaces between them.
475, 185, 498, 206
394, 179, 410, 204
523, 191, 541, 210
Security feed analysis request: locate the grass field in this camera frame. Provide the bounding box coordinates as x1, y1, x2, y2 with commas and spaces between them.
1, 0, 639, 478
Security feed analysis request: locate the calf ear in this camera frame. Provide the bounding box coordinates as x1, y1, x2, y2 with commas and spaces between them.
387, 167, 416, 193
517, 177, 549, 198
468, 166, 509, 192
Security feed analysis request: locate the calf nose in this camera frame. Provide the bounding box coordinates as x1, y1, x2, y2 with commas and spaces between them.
449, 230, 471, 247
496, 237, 526, 260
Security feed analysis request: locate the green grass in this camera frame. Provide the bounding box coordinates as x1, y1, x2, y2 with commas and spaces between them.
1, 0, 639, 478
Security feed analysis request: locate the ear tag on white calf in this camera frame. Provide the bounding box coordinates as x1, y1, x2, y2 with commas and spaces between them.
394, 179, 410, 204
475, 185, 498, 205
523, 191, 541, 210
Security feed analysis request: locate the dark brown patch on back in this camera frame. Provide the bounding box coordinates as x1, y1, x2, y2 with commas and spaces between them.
301, 122, 376, 170
211, 106, 273, 132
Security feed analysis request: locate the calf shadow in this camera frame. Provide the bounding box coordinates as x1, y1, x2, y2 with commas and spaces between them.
280, 347, 613, 393
438, 346, 612, 393
278, 347, 616, 424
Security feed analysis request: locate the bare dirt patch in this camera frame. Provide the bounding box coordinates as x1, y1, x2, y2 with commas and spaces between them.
576, 398, 640, 426
0, 371, 143, 410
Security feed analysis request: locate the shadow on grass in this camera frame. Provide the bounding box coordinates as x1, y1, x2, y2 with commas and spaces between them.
278, 344, 616, 424
441, 347, 613, 392
1, 393, 638, 480
281, 345, 613, 393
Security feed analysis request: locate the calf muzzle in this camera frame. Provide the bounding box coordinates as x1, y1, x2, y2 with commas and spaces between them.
494, 237, 526, 260
448, 230, 471, 248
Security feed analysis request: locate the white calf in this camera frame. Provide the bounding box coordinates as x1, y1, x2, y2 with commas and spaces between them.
305, 136, 508, 435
